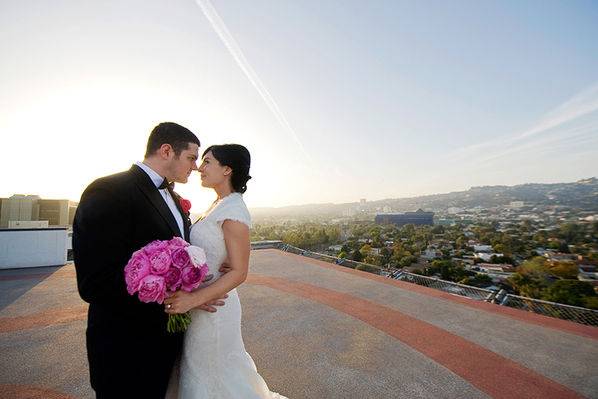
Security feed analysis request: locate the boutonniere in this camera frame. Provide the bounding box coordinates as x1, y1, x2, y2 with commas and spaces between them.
179, 198, 192, 215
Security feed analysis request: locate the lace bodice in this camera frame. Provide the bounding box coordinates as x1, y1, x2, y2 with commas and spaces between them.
189, 193, 252, 287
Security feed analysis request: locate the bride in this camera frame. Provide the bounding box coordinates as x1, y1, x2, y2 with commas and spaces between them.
164, 144, 287, 399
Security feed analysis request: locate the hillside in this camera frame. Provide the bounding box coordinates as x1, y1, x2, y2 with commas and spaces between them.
251, 178, 598, 219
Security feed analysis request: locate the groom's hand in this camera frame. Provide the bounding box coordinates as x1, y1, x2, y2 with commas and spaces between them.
196, 294, 228, 313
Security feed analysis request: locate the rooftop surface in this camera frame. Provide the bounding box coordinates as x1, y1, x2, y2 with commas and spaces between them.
1, 248, 597, 398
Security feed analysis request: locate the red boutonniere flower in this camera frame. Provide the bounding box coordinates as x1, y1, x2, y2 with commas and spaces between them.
179, 198, 192, 214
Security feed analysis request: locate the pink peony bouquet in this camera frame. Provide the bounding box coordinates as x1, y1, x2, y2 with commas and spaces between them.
124, 237, 209, 333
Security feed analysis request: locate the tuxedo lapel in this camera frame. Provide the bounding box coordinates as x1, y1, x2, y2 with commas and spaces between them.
168, 187, 191, 242
130, 165, 181, 238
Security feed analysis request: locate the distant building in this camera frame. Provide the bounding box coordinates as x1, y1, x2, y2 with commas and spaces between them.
375, 209, 434, 227
39, 199, 76, 226
422, 248, 440, 260
473, 245, 493, 253
477, 263, 515, 273
509, 201, 525, 209
544, 252, 578, 262
1, 195, 41, 228
342, 208, 356, 217
475, 252, 504, 262
0, 194, 77, 228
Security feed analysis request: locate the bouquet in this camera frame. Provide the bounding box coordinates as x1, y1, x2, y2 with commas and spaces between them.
124, 237, 209, 333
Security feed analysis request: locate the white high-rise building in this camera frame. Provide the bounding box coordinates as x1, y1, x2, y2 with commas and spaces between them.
0, 195, 41, 228
0, 195, 77, 228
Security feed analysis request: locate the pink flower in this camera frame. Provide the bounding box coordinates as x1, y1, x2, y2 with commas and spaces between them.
124, 250, 151, 295
179, 198, 192, 214
164, 266, 182, 291
181, 264, 209, 292
168, 237, 189, 248
171, 247, 191, 269
186, 246, 207, 267
148, 249, 172, 275
143, 240, 169, 256
137, 275, 166, 304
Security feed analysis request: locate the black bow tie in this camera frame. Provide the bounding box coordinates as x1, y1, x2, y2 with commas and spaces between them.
158, 178, 175, 191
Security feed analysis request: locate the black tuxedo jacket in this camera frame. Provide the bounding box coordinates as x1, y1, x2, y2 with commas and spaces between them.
73, 164, 191, 398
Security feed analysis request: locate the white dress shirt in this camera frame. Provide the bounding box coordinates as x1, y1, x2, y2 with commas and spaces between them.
135, 161, 185, 238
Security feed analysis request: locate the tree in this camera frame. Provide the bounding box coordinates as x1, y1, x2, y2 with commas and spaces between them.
546, 261, 578, 280
583, 296, 598, 310
558, 223, 583, 244
364, 254, 382, 266
431, 225, 445, 235
507, 257, 553, 298
542, 280, 597, 307
401, 224, 416, 236
490, 255, 514, 264
460, 273, 492, 288
507, 272, 549, 299
380, 247, 392, 264
399, 255, 417, 268
558, 242, 570, 253
351, 249, 363, 262
360, 244, 372, 257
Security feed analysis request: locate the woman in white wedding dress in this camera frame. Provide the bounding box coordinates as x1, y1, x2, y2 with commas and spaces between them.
164, 144, 287, 399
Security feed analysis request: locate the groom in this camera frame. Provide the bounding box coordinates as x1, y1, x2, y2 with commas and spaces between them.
73, 122, 226, 398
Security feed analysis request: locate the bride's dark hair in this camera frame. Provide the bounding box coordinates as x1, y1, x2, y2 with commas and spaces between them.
203, 144, 251, 193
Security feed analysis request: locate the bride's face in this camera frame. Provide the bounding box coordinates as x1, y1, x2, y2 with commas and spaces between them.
198, 151, 231, 188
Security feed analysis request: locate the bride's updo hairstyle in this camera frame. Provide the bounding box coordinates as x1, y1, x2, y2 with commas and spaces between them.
203, 144, 252, 193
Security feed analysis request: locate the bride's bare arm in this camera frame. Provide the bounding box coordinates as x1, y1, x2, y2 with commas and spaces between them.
164, 219, 250, 314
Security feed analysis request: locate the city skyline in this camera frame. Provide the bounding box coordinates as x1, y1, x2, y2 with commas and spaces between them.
1, 0, 597, 210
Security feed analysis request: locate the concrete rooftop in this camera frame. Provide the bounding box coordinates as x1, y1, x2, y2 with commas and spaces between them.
1, 248, 597, 398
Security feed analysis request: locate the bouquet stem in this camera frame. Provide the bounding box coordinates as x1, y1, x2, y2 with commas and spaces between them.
167, 313, 192, 333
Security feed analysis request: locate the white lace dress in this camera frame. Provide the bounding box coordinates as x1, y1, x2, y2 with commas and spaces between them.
172, 193, 287, 399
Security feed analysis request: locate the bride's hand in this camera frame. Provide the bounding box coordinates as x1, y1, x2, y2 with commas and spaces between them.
164, 291, 200, 314
164, 291, 229, 314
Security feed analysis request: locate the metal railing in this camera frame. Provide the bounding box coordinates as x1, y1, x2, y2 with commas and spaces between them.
500, 294, 598, 326
256, 241, 598, 327
392, 271, 495, 301
278, 243, 383, 272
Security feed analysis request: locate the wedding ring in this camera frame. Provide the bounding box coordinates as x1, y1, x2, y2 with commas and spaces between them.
166, 304, 172, 309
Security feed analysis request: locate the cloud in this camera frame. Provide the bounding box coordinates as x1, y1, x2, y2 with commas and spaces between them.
449, 81, 598, 164
195, 0, 313, 164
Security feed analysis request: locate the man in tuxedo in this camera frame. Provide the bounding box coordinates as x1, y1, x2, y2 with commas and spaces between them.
73, 122, 225, 398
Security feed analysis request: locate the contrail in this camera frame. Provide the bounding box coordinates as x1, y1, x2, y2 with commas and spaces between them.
195, 0, 313, 163
473, 120, 598, 165
450, 81, 598, 160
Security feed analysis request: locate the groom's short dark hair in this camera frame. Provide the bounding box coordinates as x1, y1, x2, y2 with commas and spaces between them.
145, 122, 200, 158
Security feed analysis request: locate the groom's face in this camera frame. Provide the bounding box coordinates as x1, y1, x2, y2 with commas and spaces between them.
168, 143, 199, 183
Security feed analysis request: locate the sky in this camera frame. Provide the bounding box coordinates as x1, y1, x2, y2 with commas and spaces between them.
1, 0, 597, 211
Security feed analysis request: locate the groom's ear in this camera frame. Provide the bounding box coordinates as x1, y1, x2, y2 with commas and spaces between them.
158, 143, 175, 159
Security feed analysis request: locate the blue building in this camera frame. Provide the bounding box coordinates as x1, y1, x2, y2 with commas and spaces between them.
375, 209, 434, 226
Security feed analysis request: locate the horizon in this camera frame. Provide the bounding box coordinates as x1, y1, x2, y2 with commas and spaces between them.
3, 175, 595, 210
1, 1, 597, 210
